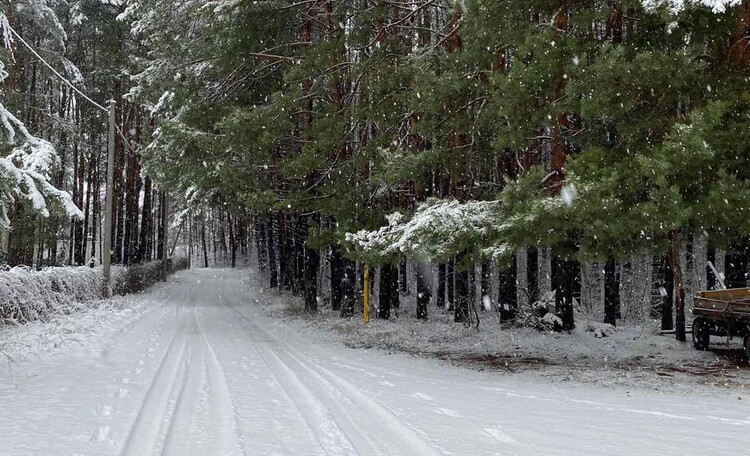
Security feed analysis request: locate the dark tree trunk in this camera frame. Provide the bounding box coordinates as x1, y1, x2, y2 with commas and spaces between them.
303, 216, 319, 312
416, 262, 430, 319
267, 216, 278, 288
255, 217, 267, 272
554, 256, 577, 330
468, 261, 477, 311
293, 215, 305, 294
480, 260, 491, 311
331, 246, 343, 311
279, 213, 293, 290
527, 247, 539, 302
454, 254, 470, 323
201, 220, 209, 268
378, 263, 398, 319
604, 258, 619, 326
499, 262, 517, 321
661, 254, 674, 330
399, 259, 408, 295
137, 176, 153, 263
228, 213, 236, 268
447, 258, 455, 310
156, 191, 165, 261
670, 229, 687, 341
340, 258, 356, 317
437, 263, 446, 308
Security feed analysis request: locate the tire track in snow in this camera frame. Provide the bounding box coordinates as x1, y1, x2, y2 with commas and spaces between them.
220, 296, 441, 456
193, 304, 245, 456
212, 281, 357, 455
119, 300, 189, 456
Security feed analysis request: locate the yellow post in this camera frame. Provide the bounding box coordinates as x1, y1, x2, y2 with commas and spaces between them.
363, 266, 370, 324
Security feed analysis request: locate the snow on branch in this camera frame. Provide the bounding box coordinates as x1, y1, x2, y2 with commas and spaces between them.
0, 12, 83, 229
642, 0, 742, 13
346, 199, 507, 261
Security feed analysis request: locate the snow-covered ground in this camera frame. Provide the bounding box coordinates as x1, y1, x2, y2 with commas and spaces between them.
1, 268, 748, 455
279, 296, 750, 395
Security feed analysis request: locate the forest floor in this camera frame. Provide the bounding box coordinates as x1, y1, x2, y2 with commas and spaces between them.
1, 267, 748, 455
265, 283, 750, 397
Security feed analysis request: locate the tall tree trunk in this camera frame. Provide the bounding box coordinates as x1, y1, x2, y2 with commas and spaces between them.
661, 253, 674, 330
399, 259, 408, 295
303, 216, 319, 312
670, 229, 687, 341
331, 246, 343, 311
604, 258, 618, 326
228, 213, 236, 267
157, 191, 165, 261
340, 257, 356, 317
480, 260, 491, 310
437, 262, 446, 309
378, 263, 398, 319
446, 258, 455, 310
137, 176, 153, 263
454, 254, 470, 323
254, 217, 266, 272
554, 255, 577, 330
267, 216, 278, 288
416, 261, 430, 319
201, 218, 209, 268
279, 213, 293, 290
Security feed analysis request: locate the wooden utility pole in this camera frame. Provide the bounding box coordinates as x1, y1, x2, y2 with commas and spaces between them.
103, 100, 116, 295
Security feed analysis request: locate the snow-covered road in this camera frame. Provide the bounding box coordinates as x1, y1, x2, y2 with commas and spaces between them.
1, 268, 748, 455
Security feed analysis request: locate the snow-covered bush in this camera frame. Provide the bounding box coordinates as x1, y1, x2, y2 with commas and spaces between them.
0, 258, 189, 325
0, 266, 126, 324
117, 258, 189, 294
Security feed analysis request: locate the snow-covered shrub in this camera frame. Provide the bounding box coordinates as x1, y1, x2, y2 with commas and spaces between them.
0, 265, 126, 324
0, 258, 189, 325
115, 257, 189, 294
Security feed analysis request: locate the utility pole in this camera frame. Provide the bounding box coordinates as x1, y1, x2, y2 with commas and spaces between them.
162, 191, 169, 281
102, 100, 116, 296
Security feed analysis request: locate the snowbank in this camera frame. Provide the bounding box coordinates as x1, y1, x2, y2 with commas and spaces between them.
0, 258, 189, 325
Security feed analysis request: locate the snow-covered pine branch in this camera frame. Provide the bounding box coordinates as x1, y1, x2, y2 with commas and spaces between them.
0, 12, 83, 229
642, 0, 742, 13
345, 199, 508, 262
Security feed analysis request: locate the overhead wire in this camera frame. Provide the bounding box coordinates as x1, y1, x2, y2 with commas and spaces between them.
7, 24, 142, 158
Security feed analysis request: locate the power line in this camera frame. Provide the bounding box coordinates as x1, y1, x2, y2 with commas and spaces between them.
7, 24, 108, 113
8, 24, 143, 158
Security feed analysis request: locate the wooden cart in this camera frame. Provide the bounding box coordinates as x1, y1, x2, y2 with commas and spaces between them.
693, 288, 750, 356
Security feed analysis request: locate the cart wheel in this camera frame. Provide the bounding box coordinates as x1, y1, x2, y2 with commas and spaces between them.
692, 318, 710, 350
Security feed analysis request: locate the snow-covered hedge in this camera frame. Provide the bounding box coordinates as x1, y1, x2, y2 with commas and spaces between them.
0, 258, 189, 325
117, 257, 190, 294
0, 265, 126, 324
